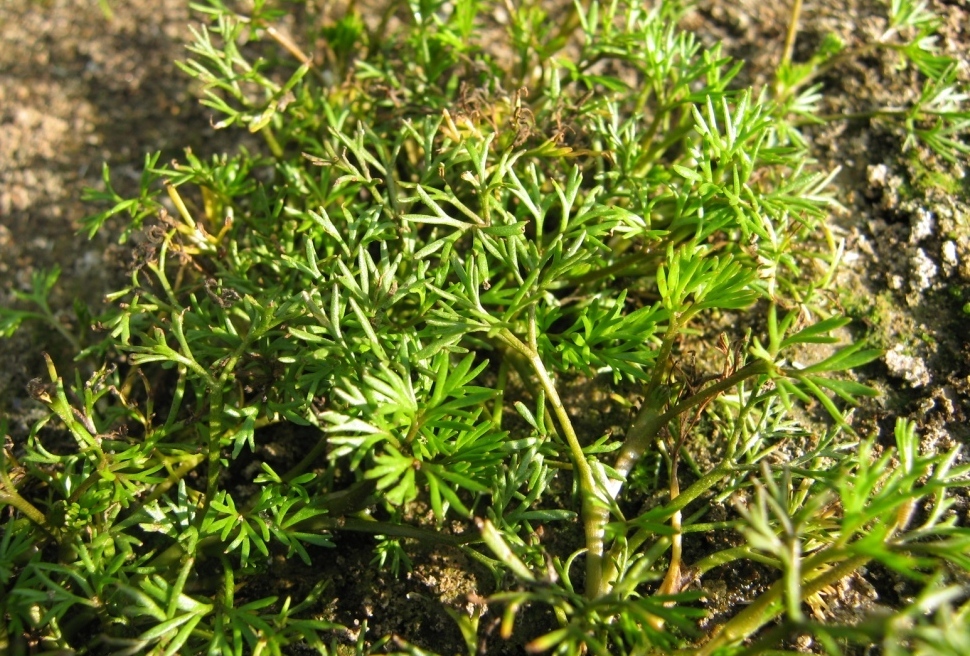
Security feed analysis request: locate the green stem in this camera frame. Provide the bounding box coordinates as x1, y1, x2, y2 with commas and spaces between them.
142, 453, 206, 506
493, 336, 560, 439
796, 108, 911, 126
0, 474, 54, 537
613, 360, 772, 493
282, 431, 330, 483
696, 552, 869, 656
635, 103, 669, 164
493, 357, 508, 427
779, 0, 803, 74
601, 360, 772, 590
38, 302, 83, 353
567, 247, 662, 287
681, 520, 740, 534
167, 533, 198, 619
779, 41, 882, 99
549, 0, 586, 54
604, 312, 685, 500
204, 381, 227, 510
307, 515, 469, 546
662, 361, 772, 427
693, 545, 780, 577
150, 503, 467, 569
605, 458, 737, 587
287, 479, 376, 518
498, 327, 606, 599
42, 354, 108, 463
262, 125, 284, 159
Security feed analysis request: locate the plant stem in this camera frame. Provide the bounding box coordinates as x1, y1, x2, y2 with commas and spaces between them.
42, 354, 107, 463
693, 545, 780, 576
39, 302, 83, 353
695, 552, 869, 656
568, 247, 662, 288
605, 312, 685, 500
142, 453, 206, 506
498, 327, 606, 599
613, 360, 772, 494
282, 431, 331, 483
780, 0, 803, 74
165, 180, 196, 229
647, 443, 683, 630
604, 457, 738, 591
782, 41, 881, 98
315, 515, 469, 545
264, 25, 312, 64
0, 471, 53, 537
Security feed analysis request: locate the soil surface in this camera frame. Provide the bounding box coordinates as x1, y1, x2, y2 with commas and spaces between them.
1, 0, 968, 653
0, 0, 251, 412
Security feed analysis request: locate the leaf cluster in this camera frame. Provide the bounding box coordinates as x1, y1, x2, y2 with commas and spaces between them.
2, 0, 969, 654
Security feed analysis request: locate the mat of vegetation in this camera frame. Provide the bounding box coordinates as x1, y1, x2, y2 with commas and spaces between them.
1, 0, 969, 654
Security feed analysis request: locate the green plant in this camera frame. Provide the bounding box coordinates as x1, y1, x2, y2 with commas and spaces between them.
2, 0, 969, 654
0, 267, 81, 351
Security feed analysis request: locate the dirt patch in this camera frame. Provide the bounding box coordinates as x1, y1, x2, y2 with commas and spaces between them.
0, 0, 258, 415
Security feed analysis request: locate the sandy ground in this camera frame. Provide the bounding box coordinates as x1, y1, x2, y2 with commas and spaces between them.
0, 0, 250, 411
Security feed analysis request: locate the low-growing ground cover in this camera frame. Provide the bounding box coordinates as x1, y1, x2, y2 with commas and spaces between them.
1, 0, 969, 654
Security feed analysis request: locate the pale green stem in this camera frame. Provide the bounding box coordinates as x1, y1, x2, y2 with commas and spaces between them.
282, 432, 330, 483
600, 361, 773, 592
41, 354, 107, 464
141, 453, 206, 506
604, 458, 737, 592
262, 125, 284, 159
613, 360, 772, 494
36, 301, 83, 353
204, 357, 239, 509
167, 533, 198, 619
696, 552, 870, 656
778, 40, 883, 100
605, 312, 685, 500
780, 0, 803, 74
498, 327, 605, 599
492, 357, 508, 427
150, 507, 469, 570
304, 515, 468, 545
0, 472, 53, 536
567, 247, 662, 287
693, 545, 780, 576
784, 536, 804, 623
